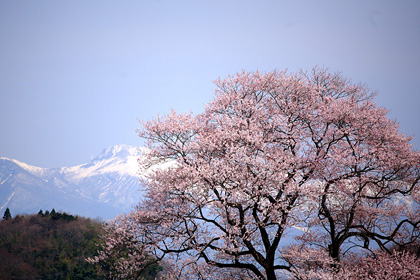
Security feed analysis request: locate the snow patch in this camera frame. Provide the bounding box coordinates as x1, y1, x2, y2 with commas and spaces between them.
0, 191, 16, 211
1, 174, 12, 185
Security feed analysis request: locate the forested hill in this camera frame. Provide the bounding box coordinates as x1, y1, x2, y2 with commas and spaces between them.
0, 210, 160, 280
0, 210, 105, 279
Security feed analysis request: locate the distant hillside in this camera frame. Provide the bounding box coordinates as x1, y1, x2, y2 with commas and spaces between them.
0, 210, 105, 279
0, 210, 162, 280
0, 145, 145, 219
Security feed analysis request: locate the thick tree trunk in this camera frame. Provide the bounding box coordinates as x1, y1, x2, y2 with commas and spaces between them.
329, 243, 341, 270
266, 267, 276, 280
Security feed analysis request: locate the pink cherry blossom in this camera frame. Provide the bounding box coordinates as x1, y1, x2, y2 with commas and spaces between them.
91, 68, 420, 279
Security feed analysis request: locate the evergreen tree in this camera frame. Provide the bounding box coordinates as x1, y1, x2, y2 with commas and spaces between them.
3, 208, 11, 220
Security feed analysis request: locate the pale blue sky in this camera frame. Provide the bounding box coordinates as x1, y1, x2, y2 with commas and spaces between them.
1, 0, 419, 168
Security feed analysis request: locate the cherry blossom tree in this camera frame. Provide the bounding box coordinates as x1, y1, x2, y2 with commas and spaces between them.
92, 68, 420, 279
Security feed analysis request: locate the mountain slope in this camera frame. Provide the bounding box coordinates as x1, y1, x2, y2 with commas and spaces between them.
0, 145, 144, 219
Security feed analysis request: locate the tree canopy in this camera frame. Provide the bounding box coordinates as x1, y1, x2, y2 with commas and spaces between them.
93, 68, 420, 279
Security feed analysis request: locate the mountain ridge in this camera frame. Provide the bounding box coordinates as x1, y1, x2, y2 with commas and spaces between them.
0, 145, 144, 219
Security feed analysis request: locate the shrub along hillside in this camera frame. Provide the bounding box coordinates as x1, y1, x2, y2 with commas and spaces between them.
0, 210, 161, 280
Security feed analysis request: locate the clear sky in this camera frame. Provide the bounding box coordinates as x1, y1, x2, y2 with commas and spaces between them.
1, 0, 419, 168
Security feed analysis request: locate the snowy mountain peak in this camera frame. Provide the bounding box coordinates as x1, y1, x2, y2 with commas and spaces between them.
62, 145, 141, 179
94, 144, 140, 161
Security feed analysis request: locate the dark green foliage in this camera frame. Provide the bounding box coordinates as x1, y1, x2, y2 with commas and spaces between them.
50, 210, 77, 222
0, 210, 105, 280
0, 210, 162, 280
140, 262, 163, 280
2, 208, 11, 220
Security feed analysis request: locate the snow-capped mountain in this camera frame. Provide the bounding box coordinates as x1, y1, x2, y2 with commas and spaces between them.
0, 145, 145, 220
